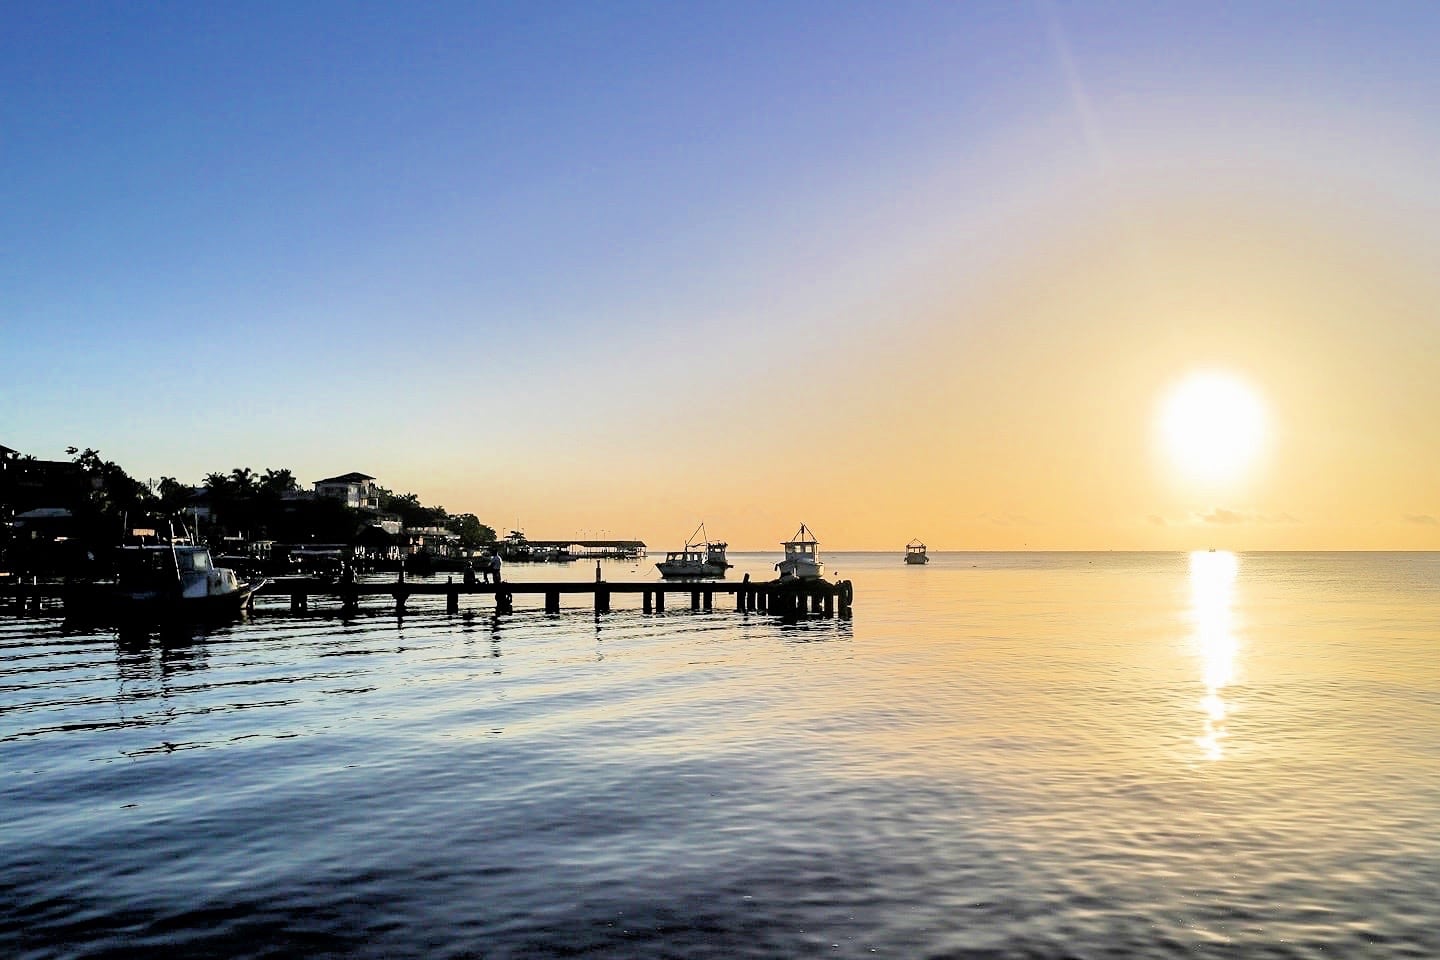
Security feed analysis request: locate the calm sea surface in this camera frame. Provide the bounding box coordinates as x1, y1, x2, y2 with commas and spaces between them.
3, 551, 1438, 959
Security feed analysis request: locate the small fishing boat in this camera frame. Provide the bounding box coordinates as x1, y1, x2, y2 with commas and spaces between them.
775, 524, 823, 580
656, 523, 731, 578
68, 543, 266, 624
905, 540, 930, 564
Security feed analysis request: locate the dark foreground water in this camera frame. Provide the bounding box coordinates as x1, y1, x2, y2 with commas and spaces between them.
3, 552, 1438, 959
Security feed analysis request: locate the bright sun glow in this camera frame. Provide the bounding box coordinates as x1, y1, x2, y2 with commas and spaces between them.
1159, 371, 1266, 483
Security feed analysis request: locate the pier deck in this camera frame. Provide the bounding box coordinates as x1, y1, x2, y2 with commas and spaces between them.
261, 576, 854, 617
3, 576, 855, 619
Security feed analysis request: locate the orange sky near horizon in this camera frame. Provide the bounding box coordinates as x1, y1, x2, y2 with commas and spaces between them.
412, 181, 1440, 552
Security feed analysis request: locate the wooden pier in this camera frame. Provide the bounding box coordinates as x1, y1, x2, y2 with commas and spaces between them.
3, 575, 854, 620
261, 574, 853, 619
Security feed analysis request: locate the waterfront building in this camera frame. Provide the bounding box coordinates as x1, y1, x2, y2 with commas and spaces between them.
314, 472, 380, 509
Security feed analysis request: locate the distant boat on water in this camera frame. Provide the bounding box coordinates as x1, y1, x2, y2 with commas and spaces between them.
775, 524, 823, 580
499, 530, 532, 561
656, 523, 731, 578
905, 539, 930, 564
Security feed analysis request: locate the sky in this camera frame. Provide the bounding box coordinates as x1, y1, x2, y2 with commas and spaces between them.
4, 1, 1439, 550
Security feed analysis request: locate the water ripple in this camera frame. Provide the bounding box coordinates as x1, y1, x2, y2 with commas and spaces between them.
2, 553, 1438, 958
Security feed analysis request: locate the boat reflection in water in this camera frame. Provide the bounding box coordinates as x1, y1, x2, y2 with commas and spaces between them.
1189, 549, 1239, 760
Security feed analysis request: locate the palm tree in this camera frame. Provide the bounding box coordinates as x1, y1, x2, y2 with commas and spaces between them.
259, 468, 298, 496
229, 467, 258, 497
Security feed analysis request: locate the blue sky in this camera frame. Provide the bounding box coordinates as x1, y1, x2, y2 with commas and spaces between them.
5, 2, 1439, 547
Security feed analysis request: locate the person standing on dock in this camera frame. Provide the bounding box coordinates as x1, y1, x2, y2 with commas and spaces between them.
490, 550, 502, 584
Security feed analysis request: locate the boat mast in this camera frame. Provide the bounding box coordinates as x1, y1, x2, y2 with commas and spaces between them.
685, 521, 706, 551
167, 520, 182, 589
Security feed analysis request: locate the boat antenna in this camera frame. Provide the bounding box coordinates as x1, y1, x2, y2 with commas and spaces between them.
168, 519, 182, 589
685, 521, 706, 550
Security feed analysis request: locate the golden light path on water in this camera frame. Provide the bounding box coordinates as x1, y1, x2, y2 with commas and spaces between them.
1189, 550, 1239, 761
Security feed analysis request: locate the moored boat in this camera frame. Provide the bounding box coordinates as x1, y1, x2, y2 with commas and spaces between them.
67, 543, 266, 624
656, 523, 731, 578
775, 524, 823, 580
498, 530, 533, 562
905, 539, 930, 564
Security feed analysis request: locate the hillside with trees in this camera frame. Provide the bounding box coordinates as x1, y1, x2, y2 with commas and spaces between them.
1, 445, 495, 577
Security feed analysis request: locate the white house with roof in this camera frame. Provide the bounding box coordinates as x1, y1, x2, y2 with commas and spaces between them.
314, 472, 380, 509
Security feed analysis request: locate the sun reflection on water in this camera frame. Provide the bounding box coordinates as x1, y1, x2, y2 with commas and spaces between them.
1189, 550, 1239, 760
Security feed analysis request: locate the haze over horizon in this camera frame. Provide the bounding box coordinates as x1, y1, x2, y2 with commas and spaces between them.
6, 2, 1439, 551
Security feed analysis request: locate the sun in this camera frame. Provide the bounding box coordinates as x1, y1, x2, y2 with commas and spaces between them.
1158, 371, 1267, 484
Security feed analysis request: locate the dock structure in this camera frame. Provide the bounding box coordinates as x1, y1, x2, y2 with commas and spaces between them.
2, 577, 48, 614
3, 575, 854, 620
261, 574, 853, 619
524, 540, 647, 559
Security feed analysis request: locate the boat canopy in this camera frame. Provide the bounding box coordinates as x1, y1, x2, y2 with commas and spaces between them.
782, 524, 819, 554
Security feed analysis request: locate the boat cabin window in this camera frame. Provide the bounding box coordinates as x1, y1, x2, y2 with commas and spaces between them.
176, 550, 213, 573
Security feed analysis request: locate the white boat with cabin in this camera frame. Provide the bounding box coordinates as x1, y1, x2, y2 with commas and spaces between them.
69, 542, 266, 623
656, 523, 731, 578
775, 524, 824, 580
905, 539, 930, 564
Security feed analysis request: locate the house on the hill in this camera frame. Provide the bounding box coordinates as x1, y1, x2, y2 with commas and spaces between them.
314, 472, 379, 509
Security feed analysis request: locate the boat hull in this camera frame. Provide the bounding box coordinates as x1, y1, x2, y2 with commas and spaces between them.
66, 579, 267, 625
655, 560, 729, 578
905, 554, 929, 564
775, 559, 824, 580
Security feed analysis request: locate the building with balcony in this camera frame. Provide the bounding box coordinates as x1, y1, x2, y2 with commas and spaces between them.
314, 472, 379, 509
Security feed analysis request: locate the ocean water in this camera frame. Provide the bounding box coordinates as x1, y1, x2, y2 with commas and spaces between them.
2, 551, 1438, 959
